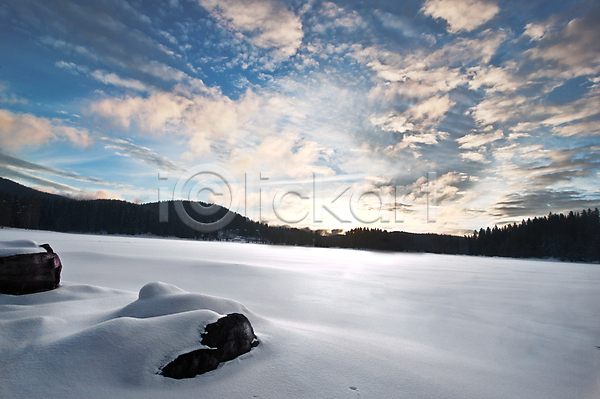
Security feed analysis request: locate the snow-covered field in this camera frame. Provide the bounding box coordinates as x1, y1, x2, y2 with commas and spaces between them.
1, 228, 599, 398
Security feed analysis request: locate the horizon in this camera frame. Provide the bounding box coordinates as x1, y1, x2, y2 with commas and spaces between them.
1, 0, 599, 235
3, 175, 598, 240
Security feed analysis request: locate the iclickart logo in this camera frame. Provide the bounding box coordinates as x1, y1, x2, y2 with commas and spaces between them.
158, 165, 437, 232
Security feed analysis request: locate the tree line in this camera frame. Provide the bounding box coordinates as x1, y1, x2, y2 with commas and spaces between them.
1, 178, 598, 262
467, 209, 600, 262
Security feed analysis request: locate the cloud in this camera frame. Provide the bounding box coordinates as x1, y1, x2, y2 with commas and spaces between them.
512, 147, 600, 186
0, 163, 124, 200
366, 59, 468, 94
17, 1, 193, 89
371, 113, 414, 133
90, 70, 150, 92
0, 109, 92, 150
101, 137, 182, 172
0, 152, 107, 184
41, 37, 100, 62
523, 19, 556, 42
494, 189, 600, 218
55, 61, 90, 75
182, 89, 267, 156
526, 6, 600, 77
65, 189, 123, 201
373, 10, 423, 39
426, 29, 507, 65
551, 121, 600, 137
227, 133, 334, 179
459, 151, 490, 163
0, 82, 28, 105
384, 130, 450, 154
90, 85, 302, 161
540, 95, 600, 127
90, 92, 193, 132
457, 130, 503, 149
468, 94, 527, 125
136, 61, 188, 82
359, 30, 505, 101
421, 0, 499, 33
0, 166, 81, 193
408, 95, 454, 121
198, 0, 303, 60
468, 64, 522, 93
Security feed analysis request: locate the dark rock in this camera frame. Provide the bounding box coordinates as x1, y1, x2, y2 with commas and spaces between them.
160, 348, 221, 379
161, 313, 259, 379
0, 243, 62, 295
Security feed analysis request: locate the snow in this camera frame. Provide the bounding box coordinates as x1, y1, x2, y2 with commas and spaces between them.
0, 239, 47, 257
1, 228, 600, 398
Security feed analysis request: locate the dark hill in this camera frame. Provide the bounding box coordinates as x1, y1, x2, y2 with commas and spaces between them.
0, 177, 64, 201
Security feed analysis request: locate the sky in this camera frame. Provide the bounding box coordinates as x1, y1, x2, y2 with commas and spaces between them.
0, 0, 599, 235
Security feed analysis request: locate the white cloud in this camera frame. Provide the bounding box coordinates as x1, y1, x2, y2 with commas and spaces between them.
425, 29, 506, 65
541, 95, 600, 127
551, 121, 600, 137
0, 153, 108, 188
42, 37, 100, 62
0, 82, 27, 105
457, 130, 504, 149
55, 61, 90, 75
366, 60, 469, 102
526, 10, 600, 77
183, 89, 264, 156
374, 10, 426, 40
227, 133, 334, 179
408, 95, 454, 121
523, 23, 545, 41
137, 61, 189, 82
57, 61, 171, 92
198, 0, 303, 60
371, 114, 414, 133
523, 20, 555, 41
90, 92, 193, 132
385, 130, 449, 154
469, 94, 528, 125
90, 86, 302, 163
68, 190, 124, 201
468, 64, 521, 93
101, 137, 182, 171
0, 109, 92, 150
90, 70, 150, 92
460, 151, 490, 163
421, 0, 499, 33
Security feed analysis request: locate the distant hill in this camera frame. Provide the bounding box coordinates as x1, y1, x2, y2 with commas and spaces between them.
0, 178, 317, 245
1, 178, 598, 261
0, 177, 64, 201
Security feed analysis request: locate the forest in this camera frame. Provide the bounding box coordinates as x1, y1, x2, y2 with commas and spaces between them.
1, 177, 598, 262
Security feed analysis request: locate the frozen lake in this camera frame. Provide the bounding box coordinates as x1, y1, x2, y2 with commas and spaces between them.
1, 228, 599, 398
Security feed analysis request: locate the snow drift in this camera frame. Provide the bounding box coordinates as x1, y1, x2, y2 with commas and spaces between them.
1, 228, 599, 399
0, 281, 259, 398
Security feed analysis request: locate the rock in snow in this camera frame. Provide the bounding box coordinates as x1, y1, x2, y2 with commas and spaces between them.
0, 240, 62, 295
161, 312, 259, 379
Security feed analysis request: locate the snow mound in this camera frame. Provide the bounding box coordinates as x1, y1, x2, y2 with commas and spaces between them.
0, 282, 259, 397
138, 282, 186, 299
119, 282, 252, 319
0, 240, 46, 257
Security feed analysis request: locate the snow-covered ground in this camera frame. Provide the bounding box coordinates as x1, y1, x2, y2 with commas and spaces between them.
1, 228, 599, 398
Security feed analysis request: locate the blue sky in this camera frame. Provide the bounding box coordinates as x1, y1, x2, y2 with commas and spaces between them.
1, 0, 599, 234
